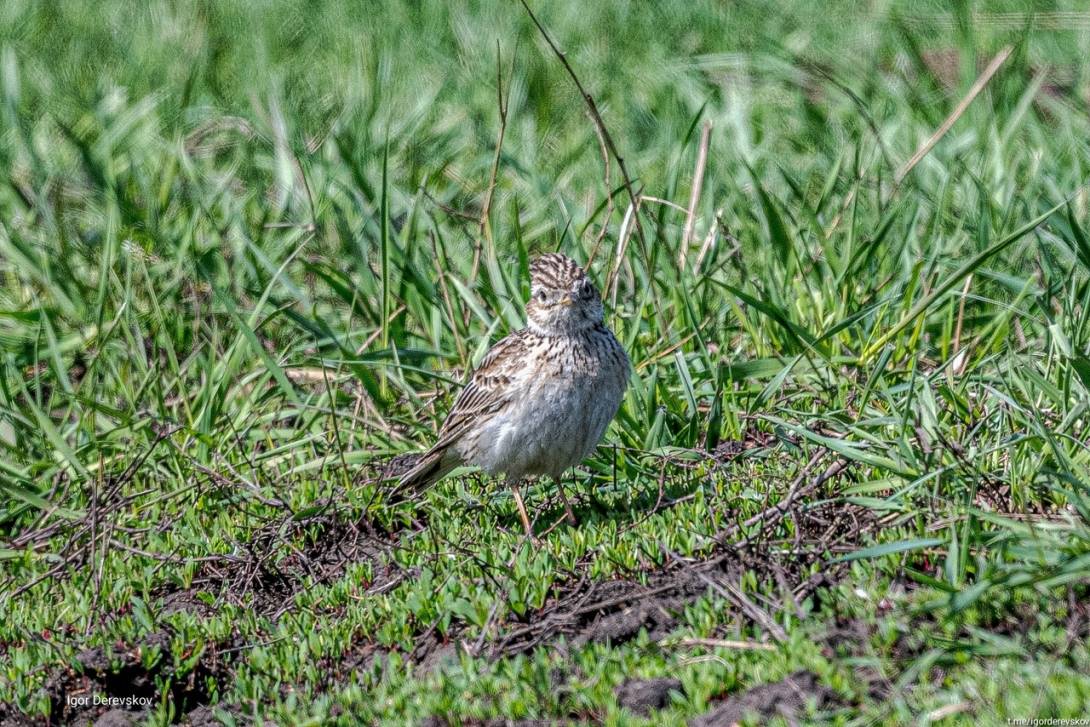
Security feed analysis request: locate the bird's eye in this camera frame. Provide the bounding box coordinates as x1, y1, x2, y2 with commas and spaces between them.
535, 290, 548, 303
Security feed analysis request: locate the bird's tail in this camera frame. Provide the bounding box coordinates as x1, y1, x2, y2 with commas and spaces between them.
392, 447, 458, 499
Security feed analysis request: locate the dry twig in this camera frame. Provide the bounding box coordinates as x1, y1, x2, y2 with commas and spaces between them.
680, 120, 713, 268
519, 0, 645, 252
676, 637, 776, 652
894, 45, 1013, 186
473, 42, 516, 281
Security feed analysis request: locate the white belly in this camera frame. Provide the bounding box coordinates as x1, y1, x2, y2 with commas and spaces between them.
461, 348, 627, 480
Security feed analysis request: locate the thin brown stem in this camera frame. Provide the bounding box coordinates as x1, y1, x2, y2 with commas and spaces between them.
509, 480, 534, 538
585, 113, 613, 268
519, 0, 647, 257
473, 41, 515, 282
893, 45, 1013, 187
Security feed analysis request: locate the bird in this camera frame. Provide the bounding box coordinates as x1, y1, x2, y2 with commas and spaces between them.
396, 252, 630, 537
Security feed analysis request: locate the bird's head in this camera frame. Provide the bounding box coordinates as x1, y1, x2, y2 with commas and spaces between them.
525, 253, 604, 335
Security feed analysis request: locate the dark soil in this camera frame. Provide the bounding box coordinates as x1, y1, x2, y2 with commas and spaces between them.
155, 505, 399, 619
689, 670, 833, 726
615, 677, 685, 715
488, 487, 873, 659
0, 629, 240, 726
90, 709, 144, 727
490, 570, 713, 656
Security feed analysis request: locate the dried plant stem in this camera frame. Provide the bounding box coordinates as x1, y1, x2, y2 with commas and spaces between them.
894, 46, 1013, 186
680, 120, 712, 269
473, 42, 515, 282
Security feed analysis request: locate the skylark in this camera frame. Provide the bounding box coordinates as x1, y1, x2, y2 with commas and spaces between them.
397, 253, 630, 536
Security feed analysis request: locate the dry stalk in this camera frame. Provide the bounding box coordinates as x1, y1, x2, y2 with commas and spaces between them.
680, 120, 712, 269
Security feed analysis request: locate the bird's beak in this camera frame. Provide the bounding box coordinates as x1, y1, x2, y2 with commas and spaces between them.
559, 295, 574, 307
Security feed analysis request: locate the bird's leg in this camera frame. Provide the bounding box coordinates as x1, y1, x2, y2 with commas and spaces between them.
555, 472, 578, 526
509, 480, 535, 538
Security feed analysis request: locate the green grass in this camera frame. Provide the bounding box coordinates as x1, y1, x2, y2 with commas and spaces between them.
2, 0, 1090, 724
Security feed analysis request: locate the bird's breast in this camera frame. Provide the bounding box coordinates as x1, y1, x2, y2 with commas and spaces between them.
469, 331, 628, 479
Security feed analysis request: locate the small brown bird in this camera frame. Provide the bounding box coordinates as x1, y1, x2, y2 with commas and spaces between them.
397, 253, 630, 536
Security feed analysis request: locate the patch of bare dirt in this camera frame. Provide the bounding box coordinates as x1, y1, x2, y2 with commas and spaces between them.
418, 668, 836, 726
0, 629, 240, 726
487, 471, 873, 659
490, 570, 711, 656
181, 704, 245, 727
156, 505, 401, 619
689, 670, 833, 726
615, 677, 684, 715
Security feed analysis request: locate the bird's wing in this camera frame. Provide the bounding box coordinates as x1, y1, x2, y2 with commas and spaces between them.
427, 329, 532, 453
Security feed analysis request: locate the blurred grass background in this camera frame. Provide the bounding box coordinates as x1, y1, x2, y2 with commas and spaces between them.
2, 0, 1090, 723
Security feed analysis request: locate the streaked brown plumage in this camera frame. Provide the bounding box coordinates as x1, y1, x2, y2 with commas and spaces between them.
397, 253, 630, 535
